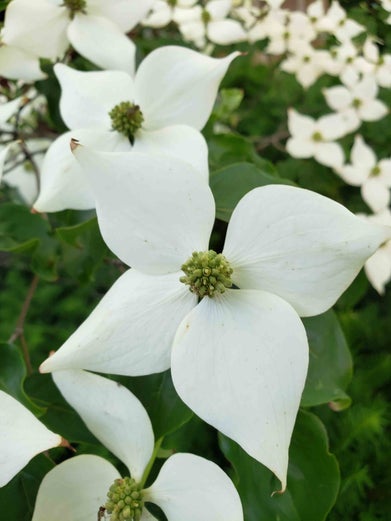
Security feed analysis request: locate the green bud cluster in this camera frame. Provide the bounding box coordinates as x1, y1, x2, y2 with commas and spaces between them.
62, 0, 87, 18
201, 9, 211, 24
109, 102, 144, 141
371, 165, 381, 176
105, 477, 143, 521
180, 250, 233, 298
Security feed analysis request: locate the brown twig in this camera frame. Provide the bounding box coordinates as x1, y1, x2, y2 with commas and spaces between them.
8, 274, 40, 374
254, 128, 290, 152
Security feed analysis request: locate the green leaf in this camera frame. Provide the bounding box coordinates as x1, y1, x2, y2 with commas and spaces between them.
220, 410, 340, 521
116, 371, 193, 439
0, 342, 44, 416
208, 133, 275, 171
0, 203, 50, 253
301, 310, 352, 410
56, 217, 109, 282
0, 454, 54, 521
210, 162, 294, 222
213, 88, 244, 122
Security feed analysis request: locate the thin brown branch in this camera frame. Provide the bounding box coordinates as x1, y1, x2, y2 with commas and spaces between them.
8, 274, 40, 373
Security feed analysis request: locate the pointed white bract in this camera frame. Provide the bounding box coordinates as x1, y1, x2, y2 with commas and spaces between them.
0, 391, 61, 487
40, 148, 391, 489
34, 46, 237, 211
32, 370, 243, 521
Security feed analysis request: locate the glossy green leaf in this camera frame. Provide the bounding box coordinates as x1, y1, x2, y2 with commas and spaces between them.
56, 217, 109, 282
208, 133, 276, 171
220, 410, 340, 521
210, 162, 293, 222
0, 203, 49, 253
302, 310, 352, 410
116, 371, 193, 439
0, 342, 43, 415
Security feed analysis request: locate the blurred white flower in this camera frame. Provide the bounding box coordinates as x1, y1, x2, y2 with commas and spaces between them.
323, 77, 388, 131
316, 1, 364, 42
2, 0, 154, 72
281, 43, 334, 88
0, 391, 61, 487
176, 0, 247, 48
356, 38, 391, 88
286, 108, 347, 168
336, 135, 391, 213
32, 369, 243, 521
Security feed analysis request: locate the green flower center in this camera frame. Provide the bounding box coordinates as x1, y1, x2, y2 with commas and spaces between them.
62, 0, 87, 18
371, 165, 381, 176
312, 131, 323, 142
353, 97, 362, 108
202, 9, 211, 24
180, 250, 233, 298
104, 477, 143, 521
109, 102, 144, 142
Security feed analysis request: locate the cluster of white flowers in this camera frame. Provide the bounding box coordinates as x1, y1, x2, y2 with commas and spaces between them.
1, 0, 391, 518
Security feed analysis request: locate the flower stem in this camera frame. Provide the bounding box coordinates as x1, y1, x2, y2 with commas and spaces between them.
140, 437, 163, 488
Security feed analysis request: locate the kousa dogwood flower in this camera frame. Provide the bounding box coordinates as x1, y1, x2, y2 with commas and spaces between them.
323, 77, 389, 131
356, 38, 391, 88
361, 209, 391, 294
33, 369, 243, 521
250, 10, 316, 55
142, 0, 199, 29
280, 43, 334, 88
40, 147, 391, 490
33, 46, 238, 212
0, 391, 61, 487
175, 0, 247, 48
316, 1, 364, 42
2, 0, 154, 72
335, 135, 391, 213
286, 108, 347, 168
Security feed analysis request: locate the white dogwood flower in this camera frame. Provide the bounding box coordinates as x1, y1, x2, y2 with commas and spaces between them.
280, 42, 334, 88
0, 391, 61, 487
316, 1, 364, 42
2, 0, 154, 72
176, 0, 247, 48
40, 148, 391, 491
336, 135, 391, 213
323, 77, 388, 131
286, 108, 347, 168
32, 369, 243, 521
356, 38, 391, 88
33, 46, 238, 212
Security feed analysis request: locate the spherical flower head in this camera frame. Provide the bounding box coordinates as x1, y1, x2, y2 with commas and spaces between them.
62, 0, 87, 18
105, 477, 144, 521
109, 102, 144, 142
180, 250, 233, 298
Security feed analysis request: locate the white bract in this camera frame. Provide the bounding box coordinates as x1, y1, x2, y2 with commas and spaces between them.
32, 369, 243, 521
323, 77, 388, 131
2, 0, 154, 72
0, 391, 61, 487
362, 210, 391, 294
0, 38, 45, 82
286, 108, 347, 168
33, 46, 238, 212
336, 135, 391, 213
142, 0, 198, 28
40, 148, 391, 490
